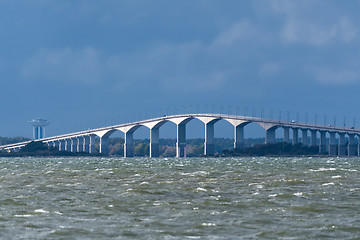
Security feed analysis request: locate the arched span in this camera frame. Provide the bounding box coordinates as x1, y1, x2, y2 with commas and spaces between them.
167, 115, 221, 126
252, 121, 279, 131
95, 118, 181, 142
221, 117, 251, 128
167, 116, 194, 125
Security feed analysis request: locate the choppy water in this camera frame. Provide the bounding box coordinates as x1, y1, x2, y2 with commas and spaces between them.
0, 157, 359, 239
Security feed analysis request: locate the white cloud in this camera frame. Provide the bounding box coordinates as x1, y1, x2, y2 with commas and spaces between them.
267, 0, 358, 46
259, 62, 280, 78
212, 20, 257, 46
22, 47, 103, 85
282, 17, 357, 46
314, 68, 359, 85
161, 71, 228, 91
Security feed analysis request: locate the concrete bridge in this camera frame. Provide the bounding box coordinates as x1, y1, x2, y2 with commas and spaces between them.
1, 113, 360, 157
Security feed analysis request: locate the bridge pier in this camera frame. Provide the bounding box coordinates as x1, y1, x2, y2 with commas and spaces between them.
89, 135, 96, 153
53, 141, 59, 150
310, 130, 317, 147
329, 132, 337, 155
59, 139, 65, 151
46, 141, 54, 149
100, 136, 109, 155
64, 139, 71, 151
124, 132, 134, 157
348, 134, 356, 156
283, 127, 290, 143
150, 128, 159, 157
338, 133, 346, 156
176, 124, 186, 158
234, 125, 244, 149
83, 136, 90, 152
319, 131, 327, 153
77, 136, 84, 152
301, 129, 308, 146
292, 128, 299, 145
70, 138, 77, 152
204, 122, 215, 156
265, 127, 276, 144
81, 135, 95, 153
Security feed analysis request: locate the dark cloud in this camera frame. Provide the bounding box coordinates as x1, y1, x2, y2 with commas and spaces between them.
0, 0, 359, 137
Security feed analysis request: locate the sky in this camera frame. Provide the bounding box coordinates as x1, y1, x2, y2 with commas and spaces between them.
1, 0, 360, 139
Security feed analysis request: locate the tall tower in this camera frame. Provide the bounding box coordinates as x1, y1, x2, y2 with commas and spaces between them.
28, 118, 50, 139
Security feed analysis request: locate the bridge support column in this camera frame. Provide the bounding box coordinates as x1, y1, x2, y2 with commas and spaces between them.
64, 139, 71, 151
283, 127, 290, 143
310, 130, 317, 147
176, 124, 186, 158
150, 128, 160, 157
265, 127, 276, 144
338, 133, 346, 156
301, 129, 308, 146
348, 134, 356, 156
89, 135, 96, 153
319, 131, 327, 153
234, 125, 244, 149
46, 142, 54, 149
77, 137, 84, 152
100, 136, 109, 155
59, 140, 65, 151
204, 122, 215, 156
329, 132, 337, 155
124, 132, 134, 157
53, 141, 59, 150
83, 136, 90, 153
292, 128, 299, 145
71, 138, 78, 152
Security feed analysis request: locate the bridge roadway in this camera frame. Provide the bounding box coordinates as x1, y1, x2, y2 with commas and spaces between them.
1, 113, 360, 157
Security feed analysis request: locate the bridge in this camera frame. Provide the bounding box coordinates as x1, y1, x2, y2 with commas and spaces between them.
1, 113, 360, 157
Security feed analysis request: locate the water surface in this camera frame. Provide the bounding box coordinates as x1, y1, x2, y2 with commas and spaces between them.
0, 157, 359, 239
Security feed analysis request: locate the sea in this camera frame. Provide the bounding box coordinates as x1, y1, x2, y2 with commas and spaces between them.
0, 156, 359, 239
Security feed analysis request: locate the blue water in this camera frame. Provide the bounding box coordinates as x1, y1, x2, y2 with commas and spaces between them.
0, 157, 359, 239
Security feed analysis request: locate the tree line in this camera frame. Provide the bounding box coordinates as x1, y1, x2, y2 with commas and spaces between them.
0, 137, 321, 157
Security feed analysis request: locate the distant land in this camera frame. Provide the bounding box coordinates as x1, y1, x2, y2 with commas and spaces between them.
0, 137, 323, 157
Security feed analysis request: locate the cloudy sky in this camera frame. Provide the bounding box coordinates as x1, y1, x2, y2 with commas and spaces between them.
1, 0, 360, 138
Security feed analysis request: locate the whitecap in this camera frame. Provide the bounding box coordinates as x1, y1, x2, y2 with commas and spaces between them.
201, 223, 216, 227
34, 209, 49, 214
322, 182, 335, 186
14, 214, 33, 217
293, 192, 303, 197
139, 182, 149, 185
310, 168, 337, 172
196, 187, 207, 192
331, 175, 342, 179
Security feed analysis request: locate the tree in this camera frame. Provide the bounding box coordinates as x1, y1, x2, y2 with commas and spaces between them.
20, 141, 48, 152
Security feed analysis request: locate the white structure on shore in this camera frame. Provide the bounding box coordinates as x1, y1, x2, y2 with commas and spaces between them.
28, 118, 50, 140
